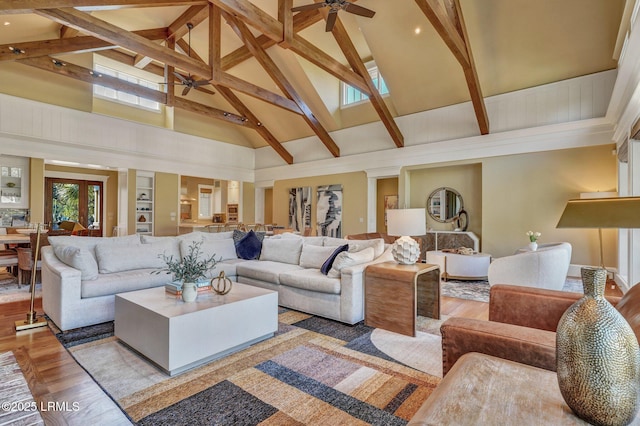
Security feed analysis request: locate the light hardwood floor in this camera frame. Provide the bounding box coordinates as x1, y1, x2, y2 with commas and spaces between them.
0, 296, 487, 424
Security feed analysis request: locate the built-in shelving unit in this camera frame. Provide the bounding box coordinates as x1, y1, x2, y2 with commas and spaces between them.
0, 156, 28, 209
135, 171, 154, 235
226, 203, 238, 223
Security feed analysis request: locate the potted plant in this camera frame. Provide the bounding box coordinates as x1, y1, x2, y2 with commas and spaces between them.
154, 239, 221, 302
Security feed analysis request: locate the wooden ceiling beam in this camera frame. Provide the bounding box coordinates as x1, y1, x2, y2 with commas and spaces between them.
216, 84, 294, 164
224, 11, 339, 157
416, 0, 488, 134
216, 72, 301, 115
414, 0, 469, 68
209, 0, 283, 43
451, 0, 489, 135
167, 4, 209, 40
328, 16, 404, 148
165, 37, 176, 107
34, 7, 212, 78
220, 9, 320, 71
289, 35, 370, 95
18, 55, 253, 128
0, 0, 206, 14
0, 27, 168, 62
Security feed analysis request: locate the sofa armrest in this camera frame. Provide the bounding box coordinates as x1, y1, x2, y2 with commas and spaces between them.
488, 284, 583, 332
41, 246, 83, 327
440, 317, 557, 376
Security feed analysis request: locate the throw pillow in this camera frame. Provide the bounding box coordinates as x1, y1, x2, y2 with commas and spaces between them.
299, 244, 339, 269
320, 244, 348, 275
347, 238, 385, 258
235, 230, 263, 260
95, 242, 166, 273
53, 245, 99, 281
260, 237, 304, 265
233, 229, 266, 244
327, 247, 375, 278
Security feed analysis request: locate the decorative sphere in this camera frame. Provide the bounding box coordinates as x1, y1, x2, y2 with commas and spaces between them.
392, 236, 420, 264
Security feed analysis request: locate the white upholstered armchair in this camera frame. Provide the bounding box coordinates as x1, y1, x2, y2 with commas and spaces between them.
487, 242, 572, 291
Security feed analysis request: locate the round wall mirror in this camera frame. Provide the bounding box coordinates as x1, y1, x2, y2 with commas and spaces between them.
427, 187, 464, 223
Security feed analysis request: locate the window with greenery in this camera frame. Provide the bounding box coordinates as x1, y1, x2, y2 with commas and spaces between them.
342, 64, 389, 106
93, 64, 160, 111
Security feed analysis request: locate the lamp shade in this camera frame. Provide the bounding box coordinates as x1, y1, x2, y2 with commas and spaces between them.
556, 197, 640, 229
387, 208, 426, 236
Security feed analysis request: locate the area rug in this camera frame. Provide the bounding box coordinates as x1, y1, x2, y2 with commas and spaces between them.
55, 310, 440, 425
0, 351, 44, 425
0, 274, 41, 304
441, 276, 584, 303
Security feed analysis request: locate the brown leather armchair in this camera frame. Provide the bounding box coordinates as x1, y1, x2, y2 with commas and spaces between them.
440, 283, 640, 376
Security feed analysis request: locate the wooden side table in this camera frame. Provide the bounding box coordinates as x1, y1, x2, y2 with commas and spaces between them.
364, 261, 440, 337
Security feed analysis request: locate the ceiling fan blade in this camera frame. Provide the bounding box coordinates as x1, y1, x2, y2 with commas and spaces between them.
291, 3, 326, 12
193, 79, 210, 87
344, 3, 375, 18
174, 72, 188, 84
182, 85, 191, 96
325, 10, 338, 32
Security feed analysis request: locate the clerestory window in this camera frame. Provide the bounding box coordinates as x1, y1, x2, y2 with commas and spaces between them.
92, 64, 161, 111
341, 63, 389, 107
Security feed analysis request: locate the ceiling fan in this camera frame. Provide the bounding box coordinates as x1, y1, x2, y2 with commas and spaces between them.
163, 23, 210, 96
292, 0, 375, 32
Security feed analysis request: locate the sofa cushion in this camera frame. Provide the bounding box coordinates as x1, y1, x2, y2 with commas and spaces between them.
81, 268, 168, 298
141, 236, 181, 259
234, 230, 263, 260
260, 237, 303, 265
177, 231, 234, 246
205, 259, 245, 279
323, 237, 349, 247
328, 247, 375, 278
320, 244, 349, 275
53, 245, 99, 281
49, 234, 140, 262
236, 260, 303, 284
199, 238, 237, 261
302, 236, 325, 246
95, 240, 169, 273
348, 238, 385, 258
299, 244, 339, 269
280, 269, 341, 295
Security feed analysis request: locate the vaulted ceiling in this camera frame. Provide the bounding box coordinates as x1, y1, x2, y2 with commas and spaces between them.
0, 0, 624, 164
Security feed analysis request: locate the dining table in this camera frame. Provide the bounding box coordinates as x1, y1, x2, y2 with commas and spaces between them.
0, 234, 31, 246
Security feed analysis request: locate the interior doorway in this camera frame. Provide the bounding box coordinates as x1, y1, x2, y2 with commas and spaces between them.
45, 177, 104, 232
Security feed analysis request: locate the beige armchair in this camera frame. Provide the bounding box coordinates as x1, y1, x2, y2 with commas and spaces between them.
488, 242, 572, 290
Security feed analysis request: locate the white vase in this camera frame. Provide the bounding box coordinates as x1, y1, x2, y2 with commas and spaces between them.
528, 241, 538, 251
181, 282, 198, 303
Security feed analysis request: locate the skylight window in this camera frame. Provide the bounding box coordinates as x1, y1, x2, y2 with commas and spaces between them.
92, 64, 161, 111
342, 64, 388, 107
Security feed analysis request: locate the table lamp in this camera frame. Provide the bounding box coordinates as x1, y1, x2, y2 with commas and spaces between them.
555, 196, 640, 425
387, 208, 426, 264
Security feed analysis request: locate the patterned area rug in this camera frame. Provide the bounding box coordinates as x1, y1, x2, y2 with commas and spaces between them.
56, 310, 440, 425
441, 276, 584, 303
0, 352, 44, 425
0, 273, 41, 304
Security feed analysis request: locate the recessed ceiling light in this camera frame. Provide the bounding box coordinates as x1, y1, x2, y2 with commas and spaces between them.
414, 27, 421, 35
3, 21, 10, 26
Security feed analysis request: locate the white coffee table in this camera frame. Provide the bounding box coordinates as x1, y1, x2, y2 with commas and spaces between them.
114, 283, 278, 376
426, 250, 492, 281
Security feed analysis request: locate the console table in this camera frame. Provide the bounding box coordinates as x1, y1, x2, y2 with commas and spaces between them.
364, 262, 440, 337
408, 352, 592, 425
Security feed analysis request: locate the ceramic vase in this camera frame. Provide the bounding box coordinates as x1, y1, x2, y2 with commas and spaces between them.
528, 241, 538, 251
181, 282, 198, 303
556, 267, 640, 426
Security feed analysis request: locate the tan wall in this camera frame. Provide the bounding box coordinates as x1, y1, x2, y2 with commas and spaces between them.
44, 164, 119, 235
93, 98, 166, 128
242, 182, 255, 225
482, 145, 617, 265
154, 172, 179, 236
29, 158, 45, 224
376, 177, 398, 233
0, 62, 93, 112
407, 163, 483, 236
264, 188, 273, 225
273, 172, 368, 236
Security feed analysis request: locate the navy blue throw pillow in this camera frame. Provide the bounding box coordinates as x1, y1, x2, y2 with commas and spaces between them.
235, 230, 263, 260
320, 244, 349, 275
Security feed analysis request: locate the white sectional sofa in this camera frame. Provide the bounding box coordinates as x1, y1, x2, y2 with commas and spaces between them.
41, 231, 391, 331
